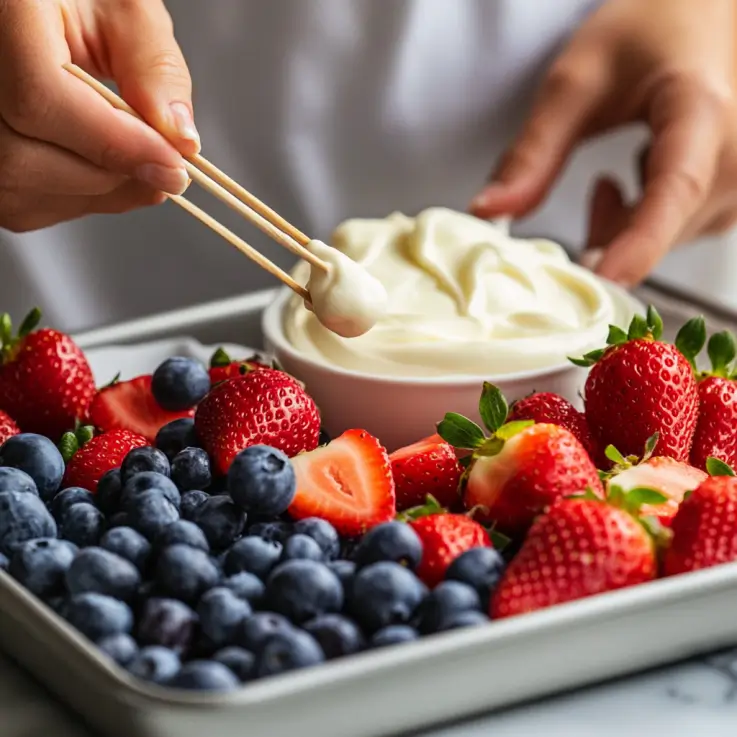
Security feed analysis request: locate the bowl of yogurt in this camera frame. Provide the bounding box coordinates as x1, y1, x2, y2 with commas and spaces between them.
262, 207, 642, 451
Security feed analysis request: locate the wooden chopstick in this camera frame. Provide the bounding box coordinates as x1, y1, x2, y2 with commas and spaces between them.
63, 64, 326, 292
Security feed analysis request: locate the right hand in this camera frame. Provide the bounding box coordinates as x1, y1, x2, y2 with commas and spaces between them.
0, 0, 199, 233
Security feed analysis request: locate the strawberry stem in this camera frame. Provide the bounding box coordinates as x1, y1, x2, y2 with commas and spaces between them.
209, 347, 232, 368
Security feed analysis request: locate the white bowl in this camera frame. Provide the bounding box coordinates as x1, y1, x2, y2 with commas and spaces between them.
262, 284, 644, 452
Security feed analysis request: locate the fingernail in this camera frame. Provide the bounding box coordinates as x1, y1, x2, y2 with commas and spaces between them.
136, 163, 189, 194
579, 248, 604, 271
170, 102, 201, 149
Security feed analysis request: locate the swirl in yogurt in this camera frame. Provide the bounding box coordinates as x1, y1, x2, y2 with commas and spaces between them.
285, 207, 624, 377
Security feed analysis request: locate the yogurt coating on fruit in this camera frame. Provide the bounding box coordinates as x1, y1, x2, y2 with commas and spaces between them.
304, 239, 388, 338
285, 207, 627, 377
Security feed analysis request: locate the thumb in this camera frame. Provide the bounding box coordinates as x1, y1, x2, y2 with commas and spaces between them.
103, 0, 200, 156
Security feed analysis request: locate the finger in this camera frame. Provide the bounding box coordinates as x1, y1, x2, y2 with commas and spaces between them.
0, 118, 125, 195
469, 66, 604, 219
102, 0, 200, 156
580, 177, 630, 271
0, 1, 188, 194
596, 80, 726, 285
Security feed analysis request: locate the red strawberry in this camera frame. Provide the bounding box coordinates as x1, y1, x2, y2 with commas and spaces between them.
408, 509, 491, 588
0, 308, 95, 439
690, 330, 737, 471
663, 474, 737, 576
389, 434, 462, 511
195, 368, 320, 475
439, 383, 602, 536
89, 375, 194, 443
288, 429, 396, 536
507, 392, 595, 458
0, 409, 19, 445
208, 347, 271, 385
62, 429, 149, 492
574, 307, 701, 465
491, 490, 659, 618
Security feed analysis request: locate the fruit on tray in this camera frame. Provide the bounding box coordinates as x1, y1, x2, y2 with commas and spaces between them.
438, 383, 602, 535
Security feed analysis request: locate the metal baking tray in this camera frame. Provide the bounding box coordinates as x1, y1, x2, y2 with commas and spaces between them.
1, 286, 737, 737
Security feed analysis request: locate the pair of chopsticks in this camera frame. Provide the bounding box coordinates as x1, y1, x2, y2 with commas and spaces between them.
64, 64, 328, 301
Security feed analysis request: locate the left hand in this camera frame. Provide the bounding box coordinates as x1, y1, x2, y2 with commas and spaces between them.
469, 0, 737, 287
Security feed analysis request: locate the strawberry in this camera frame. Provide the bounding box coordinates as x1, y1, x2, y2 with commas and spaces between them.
195, 368, 320, 475
689, 330, 737, 471
0, 308, 95, 439
491, 488, 662, 618
89, 375, 194, 443
61, 428, 149, 492
389, 434, 462, 511
438, 383, 602, 536
572, 307, 702, 465
0, 409, 19, 445
405, 504, 491, 588
208, 347, 271, 386
288, 429, 396, 536
663, 471, 737, 576
507, 392, 595, 458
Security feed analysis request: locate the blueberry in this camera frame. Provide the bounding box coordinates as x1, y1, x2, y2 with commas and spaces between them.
212, 647, 255, 682
350, 562, 427, 633
50, 487, 95, 521
227, 445, 296, 517
155, 544, 220, 604
137, 597, 198, 654
99, 527, 151, 572
0, 491, 57, 556
66, 547, 141, 601
168, 660, 238, 691
121, 472, 180, 512
127, 646, 181, 684
370, 625, 419, 648
281, 534, 324, 562
155, 418, 198, 461
180, 490, 209, 520
191, 496, 245, 551
236, 612, 293, 652
98, 633, 138, 666
266, 560, 343, 624
255, 629, 324, 678
121, 447, 170, 483
326, 560, 356, 600
0, 467, 38, 496
436, 610, 489, 631
60, 503, 106, 548
247, 520, 293, 544
197, 587, 252, 648
353, 522, 422, 570
292, 518, 340, 561
221, 573, 265, 608
154, 520, 209, 554
415, 581, 481, 634
127, 492, 179, 541
0, 552, 8, 571
152, 357, 210, 412
171, 448, 211, 492
96, 469, 122, 516
445, 547, 506, 605
0, 433, 64, 502
109, 512, 130, 529
63, 593, 133, 641
303, 614, 365, 659
224, 536, 282, 580
9, 538, 77, 598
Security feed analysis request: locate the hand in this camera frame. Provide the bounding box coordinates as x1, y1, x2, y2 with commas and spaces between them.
469, 0, 737, 287
0, 0, 198, 233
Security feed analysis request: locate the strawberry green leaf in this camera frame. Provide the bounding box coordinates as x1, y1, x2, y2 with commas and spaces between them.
489, 529, 511, 552
623, 487, 669, 507
458, 455, 472, 469
607, 325, 628, 345
675, 316, 707, 369
58, 432, 79, 464
646, 305, 664, 341
209, 347, 232, 368
642, 433, 659, 462
568, 348, 606, 368
607, 485, 626, 508
0, 313, 11, 348
706, 457, 736, 477
437, 413, 485, 450
75, 425, 94, 447
475, 437, 505, 457
707, 331, 736, 377
100, 372, 121, 390
17, 307, 42, 338
396, 494, 445, 522
639, 515, 672, 547
604, 444, 626, 466
566, 487, 602, 502
683, 489, 693, 501
478, 382, 508, 434
495, 419, 533, 441
627, 313, 649, 341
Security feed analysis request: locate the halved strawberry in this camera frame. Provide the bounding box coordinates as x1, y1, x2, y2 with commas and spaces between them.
288, 429, 396, 536
389, 434, 462, 511
89, 375, 194, 443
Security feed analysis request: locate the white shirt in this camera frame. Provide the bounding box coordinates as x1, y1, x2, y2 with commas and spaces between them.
2, 0, 730, 333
